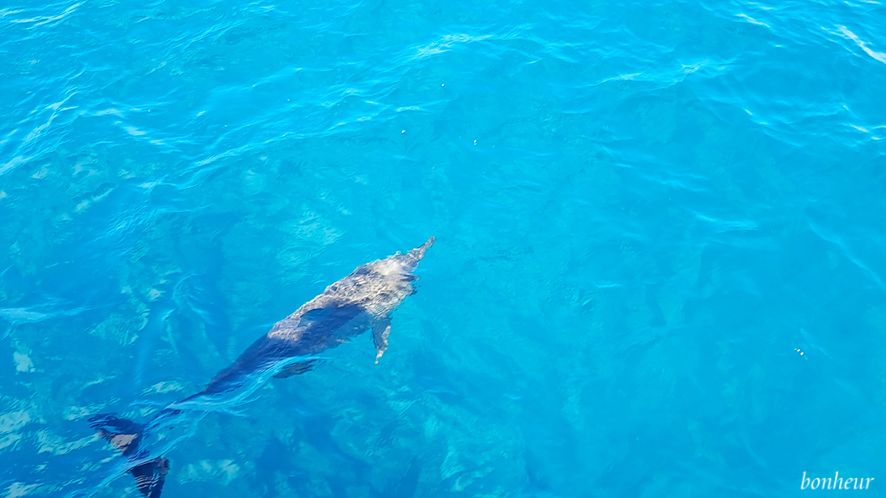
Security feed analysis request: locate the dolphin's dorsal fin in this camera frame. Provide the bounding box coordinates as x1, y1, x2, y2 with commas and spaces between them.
299, 307, 330, 325
372, 318, 392, 364
273, 360, 319, 378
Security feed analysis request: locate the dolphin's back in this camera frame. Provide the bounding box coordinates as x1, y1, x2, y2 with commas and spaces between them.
199, 301, 366, 396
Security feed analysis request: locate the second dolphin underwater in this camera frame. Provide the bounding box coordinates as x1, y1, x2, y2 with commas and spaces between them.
87, 237, 435, 498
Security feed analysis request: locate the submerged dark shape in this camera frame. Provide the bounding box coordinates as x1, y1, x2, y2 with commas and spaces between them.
89, 414, 168, 498
90, 237, 434, 497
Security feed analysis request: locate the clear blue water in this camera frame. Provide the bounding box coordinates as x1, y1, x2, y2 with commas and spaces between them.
2, 0, 886, 496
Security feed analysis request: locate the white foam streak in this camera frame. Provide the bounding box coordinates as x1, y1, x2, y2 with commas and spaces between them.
838, 25, 886, 65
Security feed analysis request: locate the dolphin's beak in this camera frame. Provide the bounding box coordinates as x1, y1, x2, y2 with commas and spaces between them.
409, 236, 435, 261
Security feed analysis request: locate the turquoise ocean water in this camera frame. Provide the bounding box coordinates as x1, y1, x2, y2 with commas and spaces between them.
2, 0, 886, 496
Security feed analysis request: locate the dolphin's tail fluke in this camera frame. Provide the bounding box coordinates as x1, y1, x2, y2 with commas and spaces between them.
128, 457, 169, 498
89, 414, 169, 498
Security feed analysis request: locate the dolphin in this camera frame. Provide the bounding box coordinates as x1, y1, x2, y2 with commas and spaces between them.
87, 237, 434, 498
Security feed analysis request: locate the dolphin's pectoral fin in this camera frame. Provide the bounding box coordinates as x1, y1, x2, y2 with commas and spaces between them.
273, 360, 319, 378
89, 414, 169, 497
372, 318, 391, 364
